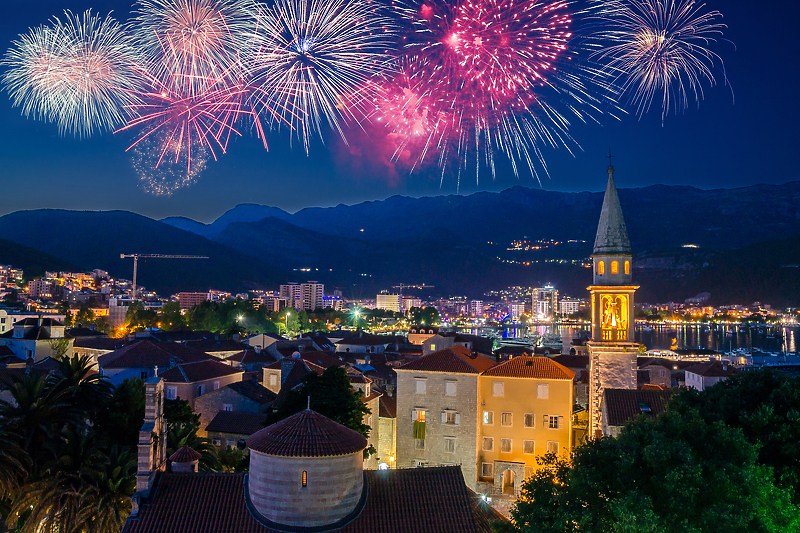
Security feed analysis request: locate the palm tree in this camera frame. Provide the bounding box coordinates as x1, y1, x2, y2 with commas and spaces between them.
49, 355, 113, 422
0, 429, 27, 499
166, 422, 220, 472
0, 373, 76, 457
80, 445, 136, 533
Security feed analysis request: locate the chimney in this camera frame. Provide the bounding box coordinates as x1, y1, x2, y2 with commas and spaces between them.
25, 355, 34, 373
385, 384, 394, 397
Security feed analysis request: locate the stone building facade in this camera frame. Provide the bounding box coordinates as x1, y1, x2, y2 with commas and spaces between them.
395, 346, 495, 490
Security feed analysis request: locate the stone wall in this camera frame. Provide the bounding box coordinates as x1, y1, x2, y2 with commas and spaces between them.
194, 387, 266, 437
248, 451, 363, 528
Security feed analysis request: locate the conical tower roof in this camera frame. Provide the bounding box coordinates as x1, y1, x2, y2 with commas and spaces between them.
593, 165, 631, 255
246, 409, 367, 457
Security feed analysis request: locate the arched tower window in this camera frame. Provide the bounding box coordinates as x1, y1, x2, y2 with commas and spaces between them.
611, 261, 619, 274
624, 261, 630, 275
597, 261, 604, 275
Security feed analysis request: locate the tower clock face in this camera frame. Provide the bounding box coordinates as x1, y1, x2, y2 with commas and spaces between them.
600, 294, 628, 340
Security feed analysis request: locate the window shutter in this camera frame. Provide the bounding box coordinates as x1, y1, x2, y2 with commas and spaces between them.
558, 416, 564, 429
412, 409, 418, 421
455, 413, 460, 425
543, 415, 548, 427
441, 412, 446, 424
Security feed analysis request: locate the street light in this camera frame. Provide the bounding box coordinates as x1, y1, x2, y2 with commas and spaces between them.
285, 311, 291, 334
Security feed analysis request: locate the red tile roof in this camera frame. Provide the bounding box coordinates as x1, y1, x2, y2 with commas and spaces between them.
398, 345, 496, 374
100, 340, 211, 369
158, 360, 243, 383
481, 356, 576, 380
684, 361, 738, 378
169, 446, 201, 463
247, 409, 367, 458
123, 467, 498, 533
379, 395, 397, 419
206, 411, 267, 436
603, 388, 673, 427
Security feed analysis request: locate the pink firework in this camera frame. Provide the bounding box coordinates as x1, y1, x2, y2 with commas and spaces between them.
369, 0, 617, 185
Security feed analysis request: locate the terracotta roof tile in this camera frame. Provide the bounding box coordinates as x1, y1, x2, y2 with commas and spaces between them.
246, 409, 367, 458
398, 346, 495, 374
226, 381, 276, 404
206, 411, 267, 436
123, 466, 498, 533
379, 395, 397, 419
683, 361, 738, 378
603, 388, 672, 427
169, 446, 201, 463
158, 360, 243, 383
481, 356, 575, 380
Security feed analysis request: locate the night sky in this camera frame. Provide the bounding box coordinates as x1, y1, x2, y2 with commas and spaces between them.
0, 0, 797, 223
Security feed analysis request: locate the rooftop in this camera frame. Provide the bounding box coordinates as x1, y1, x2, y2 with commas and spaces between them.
123, 467, 497, 533
206, 411, 267, 436
604, 388, 673, 427
593, 166, 631, 255
398, 346, 496, 374
158, 359, 243, 383
246, 409, 367, 458
481, 356, 576, 380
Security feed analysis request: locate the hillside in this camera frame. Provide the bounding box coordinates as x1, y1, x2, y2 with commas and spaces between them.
163, 181, 800, 251
0, 210, 289, 295
0, 238, 78, 280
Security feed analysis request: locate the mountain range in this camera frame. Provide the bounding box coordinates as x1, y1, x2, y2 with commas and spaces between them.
1, 181, 799, 305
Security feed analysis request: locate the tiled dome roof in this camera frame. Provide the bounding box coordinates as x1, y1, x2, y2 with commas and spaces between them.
169, 445, 202, 463
246, 409, 367, 457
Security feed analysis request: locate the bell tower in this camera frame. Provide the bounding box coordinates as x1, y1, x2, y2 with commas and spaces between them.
587, 160, 639, 437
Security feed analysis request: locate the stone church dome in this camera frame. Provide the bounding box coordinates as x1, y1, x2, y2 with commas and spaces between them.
246, 409, 367, 529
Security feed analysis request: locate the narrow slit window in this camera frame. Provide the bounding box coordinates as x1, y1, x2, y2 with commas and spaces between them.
302, 470, 307, 487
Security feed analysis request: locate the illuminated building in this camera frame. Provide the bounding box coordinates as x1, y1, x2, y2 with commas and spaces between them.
532, 286, 558, 319
587, 162, 640, 438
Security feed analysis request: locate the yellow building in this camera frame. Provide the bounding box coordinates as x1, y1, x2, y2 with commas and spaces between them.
478, 356, 575, 497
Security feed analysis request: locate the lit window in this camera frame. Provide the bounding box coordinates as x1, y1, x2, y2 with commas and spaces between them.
500, 438, 512, 453
444, 437, 456, 453
415, 378, 427, 394
611, 261, 619, 274
269, 374, 277, 386
482, 437, 494, 451
414, 410, 426, 423
624, 261, 630, 275
523, 440, 535, 454
501, 412, 512, 427
597, 261, 605, 275
482, 462, 494, 478
302, 470, 308, 487
492, 381, 504, 397
545, 415, 561, 429
537, 384, 549, 399
430, 343, 436, 351
445, 381, 456, 396
483, 411, 494, 425
524, 413, 535, 428
547, 441, 559, 454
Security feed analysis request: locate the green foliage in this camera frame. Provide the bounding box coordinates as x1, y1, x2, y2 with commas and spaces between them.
166, 422, 219, 472
157, 301, 184, 331
568, 308, 591, 320
95, 379, 145, 453
163, 399, 199, 431
47, 338, 72, 360
75, 305, 95, 327
408, 306, 439, 325
507, 408, 799, 533
218, 447, 249, 472
267, 366, 374, 457
670, 369, 800, 503
185, 298, 280, 335
124, 301, 157, 332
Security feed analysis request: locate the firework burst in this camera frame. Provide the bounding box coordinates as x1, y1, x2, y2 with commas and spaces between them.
585, 0, 729, 120
249, 0, 397, 151
2, 10, 142, 136
371, 0, 619, 186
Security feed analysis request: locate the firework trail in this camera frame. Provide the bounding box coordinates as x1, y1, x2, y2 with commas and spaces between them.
369, 0, 619, 187
585, 0, 729, 120
132, 129, 209, 194
2, 10, 142, 137
249, 0, 397, 152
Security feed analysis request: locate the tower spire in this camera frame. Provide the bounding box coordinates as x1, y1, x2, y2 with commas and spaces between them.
593, 157, 631, 255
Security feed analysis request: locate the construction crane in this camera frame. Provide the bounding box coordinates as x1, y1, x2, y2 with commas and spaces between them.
120, 254, 209, 299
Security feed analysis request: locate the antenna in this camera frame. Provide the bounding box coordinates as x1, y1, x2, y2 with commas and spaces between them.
307, 396, 311, 410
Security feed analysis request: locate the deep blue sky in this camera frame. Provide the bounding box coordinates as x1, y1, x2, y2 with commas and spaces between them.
0, 0, 797, 223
